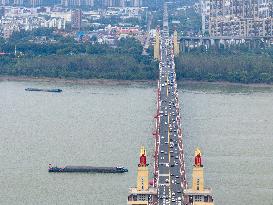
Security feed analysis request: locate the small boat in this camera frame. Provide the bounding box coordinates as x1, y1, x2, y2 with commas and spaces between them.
25, 88, 62, 93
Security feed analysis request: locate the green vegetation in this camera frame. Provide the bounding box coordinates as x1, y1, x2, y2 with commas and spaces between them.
169, 7, 201, 35
0, 55, 156, 80
172, 8, 201, 35
175, 47, 273, 83
151, 9, 163, 29
2, 28, 273, 84
0, 34, 157, 80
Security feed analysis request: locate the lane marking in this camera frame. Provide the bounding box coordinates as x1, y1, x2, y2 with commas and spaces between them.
159, 174, 170, 177
166, 75, 168, 97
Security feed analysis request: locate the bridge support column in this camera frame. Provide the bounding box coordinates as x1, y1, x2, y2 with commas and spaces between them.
173, 30, 180, 56
154, 28, 160, 60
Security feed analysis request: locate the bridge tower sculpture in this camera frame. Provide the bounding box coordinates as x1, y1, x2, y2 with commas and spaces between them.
173, 29, 180, 56
127, 146, 157, 205
154, 27, 160, 60
184, 148, 214, 205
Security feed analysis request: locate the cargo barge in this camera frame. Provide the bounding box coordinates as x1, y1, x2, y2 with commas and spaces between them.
48, 164, 128, 173
25, 88, 62, 93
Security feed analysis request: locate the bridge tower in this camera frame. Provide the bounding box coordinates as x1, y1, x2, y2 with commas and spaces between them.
154, 27, 160, 60
173, 29, 180, 56
184, 148, 214, 205
127, 146, 157, 205
137, 146, 149, 191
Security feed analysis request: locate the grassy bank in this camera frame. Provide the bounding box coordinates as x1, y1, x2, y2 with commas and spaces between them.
175, 48, 273, 84
0, 54, 157, 80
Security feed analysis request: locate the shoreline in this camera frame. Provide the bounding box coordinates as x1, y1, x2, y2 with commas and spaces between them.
0, 76, 156, 86
1, 75, 273, 88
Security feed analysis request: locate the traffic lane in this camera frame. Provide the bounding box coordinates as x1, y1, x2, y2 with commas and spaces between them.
158, 175, 170, 185
158, 186, 170, 204
158, 153, 169, 164
159, 37, 184, 202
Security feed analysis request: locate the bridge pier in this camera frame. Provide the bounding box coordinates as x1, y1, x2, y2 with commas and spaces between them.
180, 36, 273, 51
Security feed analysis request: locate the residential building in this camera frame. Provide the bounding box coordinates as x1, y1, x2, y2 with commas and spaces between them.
200, 0, 273, 37
71, 9, 82, 29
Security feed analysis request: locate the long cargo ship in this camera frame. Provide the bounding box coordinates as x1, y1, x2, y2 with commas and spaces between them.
25, 88, 62, 93
48, 164, 128, 173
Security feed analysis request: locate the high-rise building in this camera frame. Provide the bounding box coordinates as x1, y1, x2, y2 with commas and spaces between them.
0, 0, 10, 6
30, 0, 42, 7
85, 0, 94, 6
200, 0, 273, 37
71, 9, 82, 30
131, 0, 141, 7
184, 148, 214, 205
91, 0, 142, 8
62, 0, 87, 7
0, 7, 4, 17
61, 0, 68, 6
13, 0, 24, 6
127, 146, 157, 205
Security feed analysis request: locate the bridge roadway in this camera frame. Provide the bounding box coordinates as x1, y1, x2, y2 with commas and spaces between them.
155, 3, 187, 205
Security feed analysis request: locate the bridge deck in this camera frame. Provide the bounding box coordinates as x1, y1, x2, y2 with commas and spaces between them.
154, 3, 187, 205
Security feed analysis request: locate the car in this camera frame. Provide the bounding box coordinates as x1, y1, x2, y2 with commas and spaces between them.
170, 164, 174, 167
172, 192, 175, 196
177, 190, 181, 193
161, 136, 164, 139
177, 197, 182, 201
161, 150, 164, 153
175, 175, 179, 178
172, 198, 175, 202
175, 156, 179, 159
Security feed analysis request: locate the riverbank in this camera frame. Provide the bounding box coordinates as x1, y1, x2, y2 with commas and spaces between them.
2, 75, 273, 89
175, 50, 273, 84
0, 76, 156, 86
